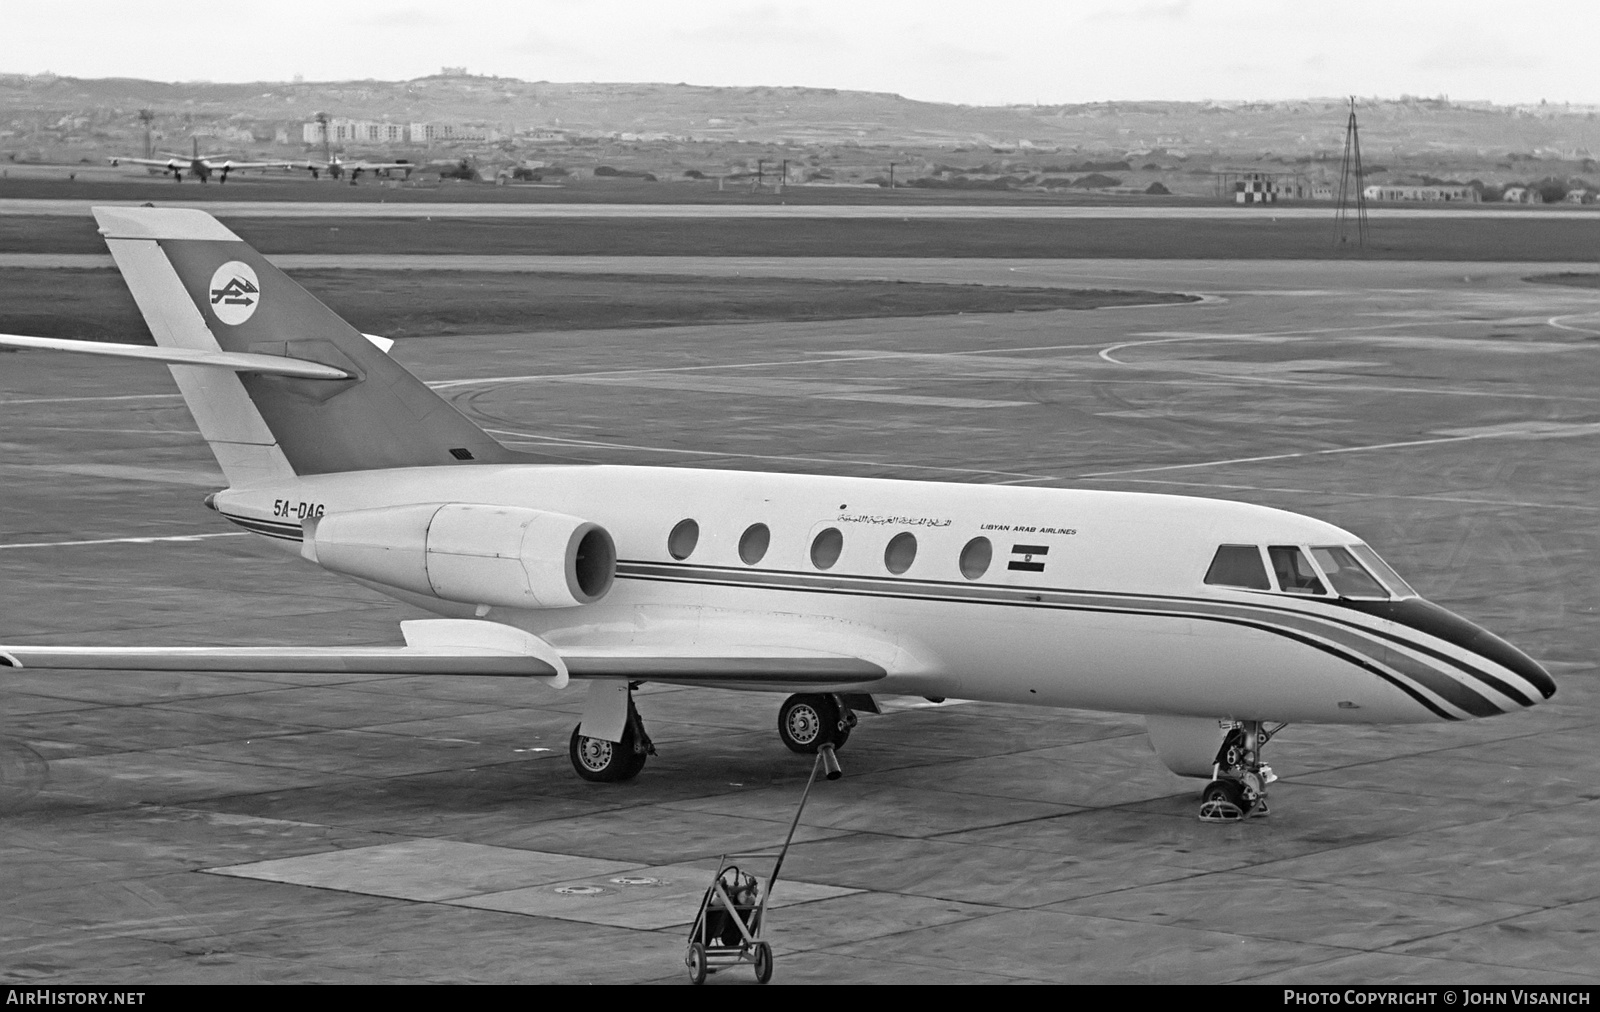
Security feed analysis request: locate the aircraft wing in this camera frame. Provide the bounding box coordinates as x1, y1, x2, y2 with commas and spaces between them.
109, 156, 187, 168
0, 621, 887, 691
1, 620, 567, 687
207, 159, 299, 170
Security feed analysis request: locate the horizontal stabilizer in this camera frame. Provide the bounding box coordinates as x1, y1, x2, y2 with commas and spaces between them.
0, 333, 351, 380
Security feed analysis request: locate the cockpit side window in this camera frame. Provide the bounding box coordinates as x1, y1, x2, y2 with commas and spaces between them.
1268, 545, 1327, 595
1204, 545, 1271, 590
1349, 543, 1418, 598
1310, 546, 1389, 599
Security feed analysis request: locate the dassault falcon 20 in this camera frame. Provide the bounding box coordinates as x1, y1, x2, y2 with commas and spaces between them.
0, 207, 1555, 821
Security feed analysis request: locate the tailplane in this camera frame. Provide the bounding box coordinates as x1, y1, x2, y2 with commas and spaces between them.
92, 205, 517, 484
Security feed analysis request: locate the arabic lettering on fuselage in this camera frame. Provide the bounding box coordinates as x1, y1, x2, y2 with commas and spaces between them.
836, 514, 953, 527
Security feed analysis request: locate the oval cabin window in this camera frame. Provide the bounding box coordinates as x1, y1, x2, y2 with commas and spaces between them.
810, 527, 843, 570
884, 532, 917, 575
667, 518, 699, 561
738, 523, 770, 565
959, 537, 992, 580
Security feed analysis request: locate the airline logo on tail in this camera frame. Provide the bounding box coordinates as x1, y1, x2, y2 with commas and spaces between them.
208, 262, 260, 325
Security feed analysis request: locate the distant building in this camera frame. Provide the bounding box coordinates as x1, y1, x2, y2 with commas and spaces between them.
1362, 185, 1479, 202
1564, 189, 1596, 204
1213, 168, 1309, 203
1500, 187, 1543, 204
408, 122, 500, 144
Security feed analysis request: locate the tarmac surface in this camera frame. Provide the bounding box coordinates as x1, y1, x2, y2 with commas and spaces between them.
3, 197, 1599, 219
2, 257, 1599, 984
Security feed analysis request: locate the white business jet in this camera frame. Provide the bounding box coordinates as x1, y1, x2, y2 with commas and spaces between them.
0, 207, 1555, 821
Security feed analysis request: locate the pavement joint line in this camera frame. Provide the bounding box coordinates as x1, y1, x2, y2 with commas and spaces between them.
0, 393, 186, 406
0, 532, 248, 550
484, 428, 1055, 482
1074, 426, 1600, 479
427, 339, 1143, 389
1057, 477, 1600, 513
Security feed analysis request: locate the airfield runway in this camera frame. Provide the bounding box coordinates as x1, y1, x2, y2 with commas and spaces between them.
2, 255, 1599, 984
4, 196, 1599, 219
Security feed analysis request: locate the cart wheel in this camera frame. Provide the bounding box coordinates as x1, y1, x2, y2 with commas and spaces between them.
687, 941, 707, 985
753, 941, 773, 984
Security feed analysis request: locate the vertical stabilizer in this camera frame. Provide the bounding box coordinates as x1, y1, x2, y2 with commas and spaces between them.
94, 206, 516, 484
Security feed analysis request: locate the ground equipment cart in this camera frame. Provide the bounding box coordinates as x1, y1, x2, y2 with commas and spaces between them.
684, 742, 841, 984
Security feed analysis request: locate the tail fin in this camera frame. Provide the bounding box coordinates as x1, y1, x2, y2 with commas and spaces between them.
94, 205, 516, 485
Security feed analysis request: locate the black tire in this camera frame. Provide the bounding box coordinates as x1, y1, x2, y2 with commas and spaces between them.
570, 723, 645, 782
753, 941, 773, 984
1201, 778, 1250, 813
777, 694, 849, 753
687, 941, 707, 985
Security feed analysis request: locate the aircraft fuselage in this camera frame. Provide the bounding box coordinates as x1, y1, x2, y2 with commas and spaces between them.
212, 463, 1553, 726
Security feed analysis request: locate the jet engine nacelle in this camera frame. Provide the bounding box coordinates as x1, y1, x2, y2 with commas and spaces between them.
303, 503, 615, 610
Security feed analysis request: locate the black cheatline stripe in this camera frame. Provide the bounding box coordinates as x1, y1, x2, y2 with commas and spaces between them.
220, 513, 303, 542
616, 567, 1460, 720
616, 558, 1507, 716
1333, 598, 1555, 701
1353, 624, 1535, 708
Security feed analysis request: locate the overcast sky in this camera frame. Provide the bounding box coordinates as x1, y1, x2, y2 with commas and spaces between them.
5, 1, 1595, 107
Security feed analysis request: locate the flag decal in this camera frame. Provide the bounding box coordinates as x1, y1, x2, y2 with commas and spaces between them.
1008, 544, 1048, 572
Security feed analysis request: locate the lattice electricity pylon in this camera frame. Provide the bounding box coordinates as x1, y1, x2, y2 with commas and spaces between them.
1333, 97, 1368, 250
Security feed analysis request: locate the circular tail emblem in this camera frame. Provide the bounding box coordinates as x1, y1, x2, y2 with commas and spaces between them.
208, 261, 260, 325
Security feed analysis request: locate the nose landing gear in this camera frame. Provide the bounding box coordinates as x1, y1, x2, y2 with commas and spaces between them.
1198, 720, 1283, 822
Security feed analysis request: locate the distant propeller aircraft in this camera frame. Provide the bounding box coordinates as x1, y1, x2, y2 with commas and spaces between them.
299, 156, 414, 182
109, 138, 292, 184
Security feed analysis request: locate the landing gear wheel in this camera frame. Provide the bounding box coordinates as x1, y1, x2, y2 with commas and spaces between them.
570, 723, 646, 783
1198, 779, 1250, 822
686, 941, 707, 985
753, 940, 773, 984
778, 694, 851, 754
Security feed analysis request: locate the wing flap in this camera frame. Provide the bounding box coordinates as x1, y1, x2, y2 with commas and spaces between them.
562, 650, 886, 684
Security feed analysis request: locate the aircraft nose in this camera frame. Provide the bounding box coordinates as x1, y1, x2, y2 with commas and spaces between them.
1401, 598, 1557, 705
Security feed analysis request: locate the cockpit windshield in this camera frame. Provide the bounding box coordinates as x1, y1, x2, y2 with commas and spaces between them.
1268, 546, 1326, 595
1310, 546, 1388, 599
1348, 543, 1418, 598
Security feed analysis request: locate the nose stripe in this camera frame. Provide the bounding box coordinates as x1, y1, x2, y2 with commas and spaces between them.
1356, 626, 1536, 708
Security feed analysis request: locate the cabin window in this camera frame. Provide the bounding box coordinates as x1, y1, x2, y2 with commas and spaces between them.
1204, 545, 1270, 590
1268, 545, 1327, 595
959, 537, 992, 580
667, 519, 699, 561
1349, 543, 1418, 598
739, 523, 770, 565
810, 527, 843, 570
1311, 546, 1389, 599
884, 532, 917, 575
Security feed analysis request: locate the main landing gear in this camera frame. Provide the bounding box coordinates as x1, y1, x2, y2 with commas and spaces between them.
777, 694, 858, 754
570, 684, 656, 783
1198, 720, 1284, 822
